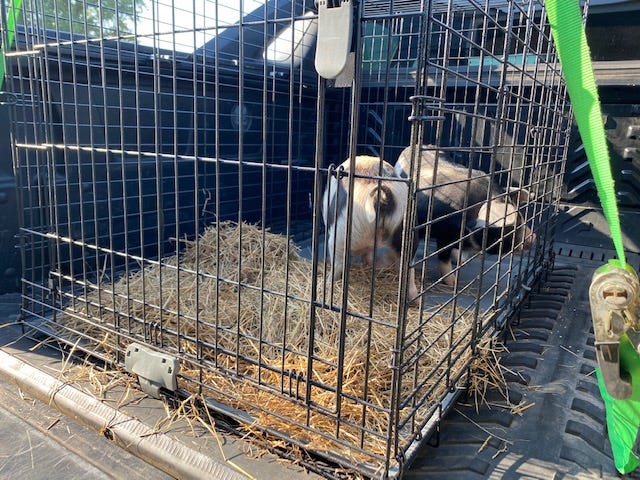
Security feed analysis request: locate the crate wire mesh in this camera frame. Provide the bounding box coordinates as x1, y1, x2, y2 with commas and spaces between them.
4, 0, 572, 477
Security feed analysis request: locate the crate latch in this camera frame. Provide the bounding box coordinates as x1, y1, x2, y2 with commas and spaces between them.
314, 0, 353, 80
0, 92, 17, 106
124, 343, 180, 399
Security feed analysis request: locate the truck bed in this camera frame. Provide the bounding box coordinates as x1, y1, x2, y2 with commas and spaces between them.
2, 238, 639, 479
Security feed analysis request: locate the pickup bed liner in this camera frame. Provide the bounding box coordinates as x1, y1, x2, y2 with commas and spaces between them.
410, 249, 640, 479
1, 248, 640, 479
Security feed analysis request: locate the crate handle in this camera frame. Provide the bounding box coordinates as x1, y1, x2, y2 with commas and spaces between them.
314, 0, 353, 79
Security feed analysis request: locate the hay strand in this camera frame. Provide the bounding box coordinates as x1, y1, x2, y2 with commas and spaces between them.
57, 221, 482, 468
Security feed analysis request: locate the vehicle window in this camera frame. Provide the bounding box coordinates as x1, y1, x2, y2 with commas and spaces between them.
18, 0, 265, 53
19, 0, 140, 37
263, 11, 317, 66
136, 0, 264, 52
586, 10, 640, 61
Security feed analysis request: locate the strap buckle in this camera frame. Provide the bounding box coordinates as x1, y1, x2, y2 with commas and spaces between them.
589, 262, 640, 399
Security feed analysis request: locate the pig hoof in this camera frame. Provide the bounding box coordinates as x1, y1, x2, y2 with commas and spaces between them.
405, 287, 419, 305
442, 275, 456, 287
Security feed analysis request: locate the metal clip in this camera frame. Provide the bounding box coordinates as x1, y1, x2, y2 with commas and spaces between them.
0, 92, 18, 106
589, 262, 640, 399
314, 0, 353, 80
124, 343, 180, 399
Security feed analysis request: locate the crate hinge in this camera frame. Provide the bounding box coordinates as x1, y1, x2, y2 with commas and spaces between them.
0, 92, 18, 105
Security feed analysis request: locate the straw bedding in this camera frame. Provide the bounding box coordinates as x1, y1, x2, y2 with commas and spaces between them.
58, 221, 487, 467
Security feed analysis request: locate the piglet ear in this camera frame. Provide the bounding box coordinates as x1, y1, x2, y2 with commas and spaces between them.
506, 186, 532, 205
466, 217, 486, 231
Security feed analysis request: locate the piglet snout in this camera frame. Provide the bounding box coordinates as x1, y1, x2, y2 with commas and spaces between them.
525, 231, 537, 249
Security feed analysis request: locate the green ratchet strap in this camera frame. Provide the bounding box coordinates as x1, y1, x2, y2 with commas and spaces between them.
545, 0, 625, 268
1, 0, 24, 90
597, 337, 640, 474
546, 0, 640, 474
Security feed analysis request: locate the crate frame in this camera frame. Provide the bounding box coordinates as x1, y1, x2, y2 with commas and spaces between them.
4, 0, 573, 477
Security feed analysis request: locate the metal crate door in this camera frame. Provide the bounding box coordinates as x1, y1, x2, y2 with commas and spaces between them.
389, 1, 572, 471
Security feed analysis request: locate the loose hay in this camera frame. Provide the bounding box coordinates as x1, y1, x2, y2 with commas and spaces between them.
56, 221, 487, 470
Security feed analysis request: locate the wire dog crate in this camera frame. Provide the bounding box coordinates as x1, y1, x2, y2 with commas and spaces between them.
4, 0, 572, 477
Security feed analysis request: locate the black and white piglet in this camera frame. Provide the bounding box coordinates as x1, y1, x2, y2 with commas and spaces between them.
322, 155, 418, 301
394, 145, 536, 286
